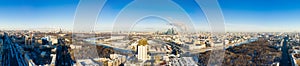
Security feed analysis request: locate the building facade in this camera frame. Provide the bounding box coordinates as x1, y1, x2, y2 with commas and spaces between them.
137, 39, 149, 60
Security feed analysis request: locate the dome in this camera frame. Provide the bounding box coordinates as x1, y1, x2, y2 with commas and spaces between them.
137, 38, 148, 46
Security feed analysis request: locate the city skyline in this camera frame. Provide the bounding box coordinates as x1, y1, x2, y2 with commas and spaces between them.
1, 0, 300, 32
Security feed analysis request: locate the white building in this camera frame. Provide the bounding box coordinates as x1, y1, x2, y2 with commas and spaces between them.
50, 37, 58, 45
76, 54, 126, 66
182, 40, 206, 50
76, 58, 102, 66
137, 39, 149, 60
50, 54, 56, 66
224, 40, 229, 45
39, 35, 58, 45
109, 54, 126, 65
70, 45, 82, 49
169, 57, 198, 66
24, 35, 30, 45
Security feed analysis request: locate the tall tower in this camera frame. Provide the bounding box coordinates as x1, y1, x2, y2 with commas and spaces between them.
24, 35, 29, 45
165, 28, 176, 35
137, 38, 149, 60
31, 34, 35, 47
58, 28, 63, 34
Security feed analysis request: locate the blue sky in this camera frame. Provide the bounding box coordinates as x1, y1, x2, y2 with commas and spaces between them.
0, 0, 300, 32
0, 0, 79, 30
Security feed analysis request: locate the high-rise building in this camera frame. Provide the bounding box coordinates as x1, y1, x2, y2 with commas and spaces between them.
24, 34, 35, 47
0, 36, 3, 50
0, 40, 2, 45
165, 28, 176, 35
24, 35, 29, 45
31, 34, 35, 47
41, 37, 49, 45
137, 38, 149, 60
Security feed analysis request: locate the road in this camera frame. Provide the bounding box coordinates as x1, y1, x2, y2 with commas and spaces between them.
280, 37, 291, 66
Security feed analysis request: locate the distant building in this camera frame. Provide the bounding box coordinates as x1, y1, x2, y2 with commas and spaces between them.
193, 40, 206, 49
76, 58, 102, 66
57, 28, 63, 34
51, 37, 58, 45
41, 36, 58, 45
107, 54, 126, 66
169, 57, 198, 66
137, 38, 149, 60
0, 37, 3, 55
70, 44, 82, 49
24, 35, 30, 45
41, 37, 49, 45
165, 28, 177, 35
76, 54, 126, 66
124, 60, 144, 66
224, 39, 229, 45
24, 34, 35, 47
0, 38, 3, 46
31, 34, 36, 46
